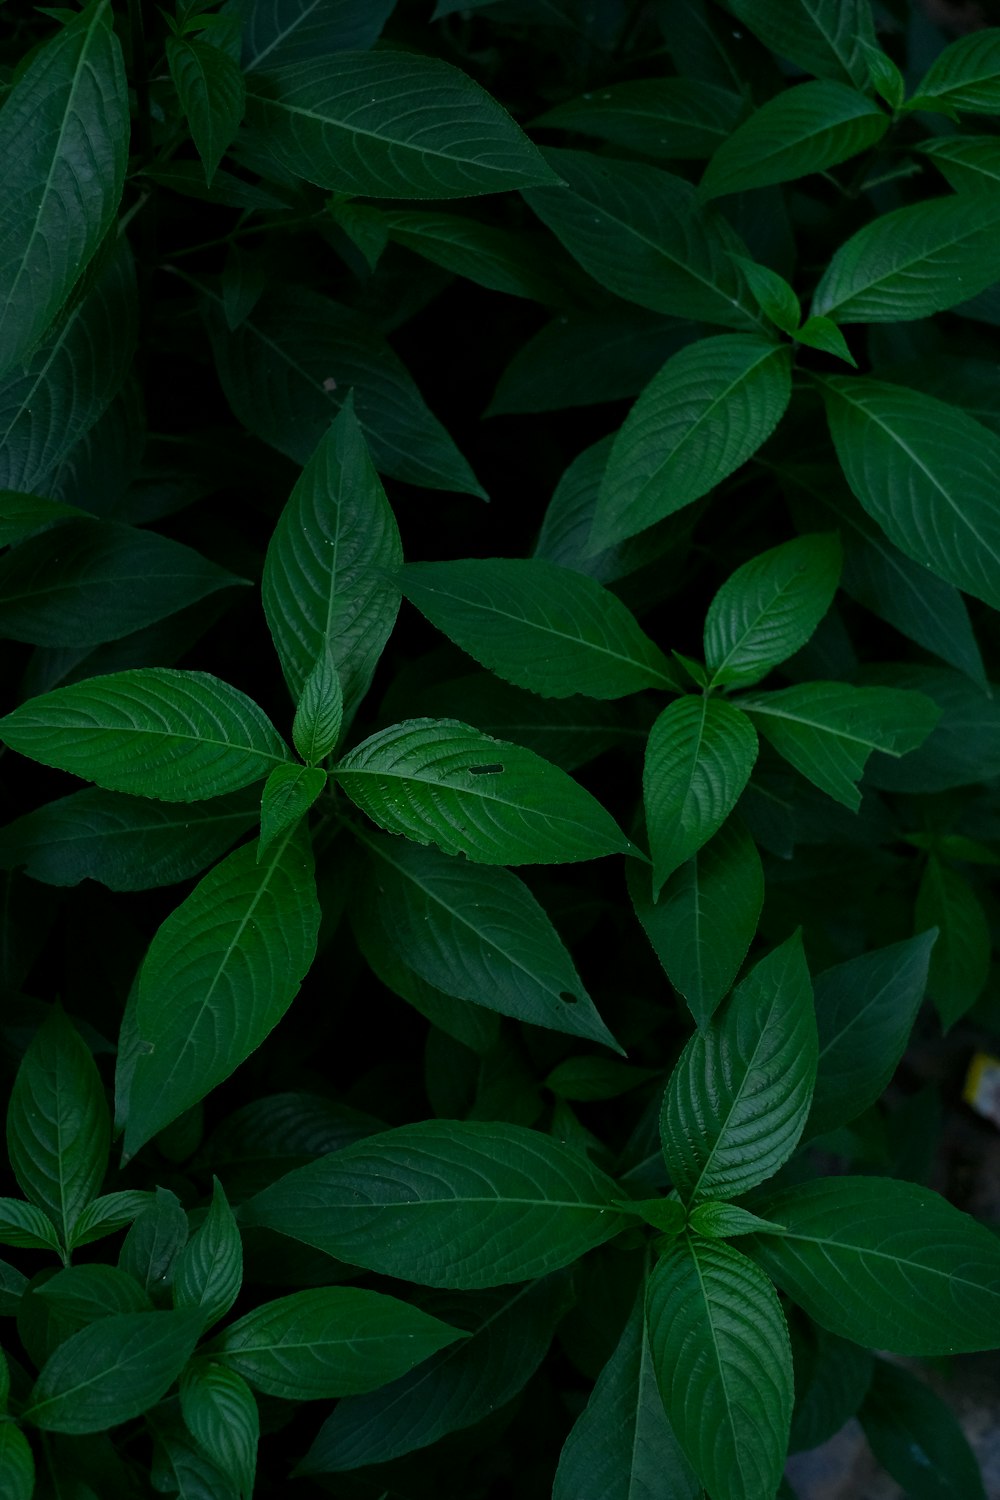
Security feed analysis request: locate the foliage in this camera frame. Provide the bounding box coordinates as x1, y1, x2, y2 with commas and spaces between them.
0, 2, 998, 1497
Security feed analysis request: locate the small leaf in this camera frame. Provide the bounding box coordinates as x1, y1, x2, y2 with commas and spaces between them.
647, 1235, 793, 1500
862, 41, 906, 110
660, 933, 817, 1204
24, 1309, 203, 1433
0, 1424, 34, 1499
912, 30, 1000, 115
215, 1287, 466, 1398
795, 315, 857, 364
118, 1188, 189, 1303
618, 1198, 686, 1235
689, 1202, 786, 1238
0, 1258, 29, 1315
545, 1057, 656, 1102
242, 1119, 632, 1288
0, 1198, 61, 1253
733, 255, 801, 334
292, 651, 343, 765
180, 1362, 258, 1500
0, 669, 291, 802
334, 718, 635, 865
704, 533, 842, 689
532, 76, 745, 160
592, 334, 791, 551
167, 36, 246, 186
173, 1178, 243, 1332
68, 1190, 154, 1250
916, 858, 990, 1032
644, 696, 759, 895
5, 1007, 109, 1248
258, 765, 326, 860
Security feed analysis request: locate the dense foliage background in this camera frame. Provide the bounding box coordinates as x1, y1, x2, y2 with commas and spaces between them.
1, 1, 1000, 1497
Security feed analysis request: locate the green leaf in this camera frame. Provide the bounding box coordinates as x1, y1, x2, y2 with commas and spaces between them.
121, 826, 319, 1157
68, 1190, 154, 1250
628, 818, 764, 1029
0, 0, 128, 380
262, 398, 402, 713
0, 520, 244, 646
821, 376, 1000, 611
0, 239, 136, 497
644, 696, 759, 895
789, 1319, 873, 1453
704, 533, 842, 689
806, 932, 936, 1139
358, 831, 621, 1051
737, 682, 940, 810
726, 0, 876, 88
0, 669, 291, 802
180, 1362, 258, 1500
746, 1178, 1000, 1353
379, 208, 574, 305
401, 558, 676, 699
621, 1197, 686, 1235
36, 1264, 152, 1322
241, 1119, 632, 1288
863, 665, 1000, 791
215, 1287, 466, 1398
206, 288, 485, 495
862, 40, 905, 110
243, 52, 557, 198
859, 1359, 987, 1500
812, 194, 1000, 323
795, 315, 857, 364
532, 76, 745, 160
647, 1235, 793, 1500
334, 718, 635, 865
919, 134, 1000, 193
6, 1007, 108, 1248
167, 37, 246, 186
299, 1276, 568, 1472
220, 243, 267, 330
733, 256, 801, 335
292, 650, 343, 764
0, 788, 259, 891
661, 934, 816, 1204
173, 1179, 243, 1332
0, 1424, 34, 1499
0, 490, 89, 548
118, 1188, 189, 1303
553, 1285, 700, 1500
912, 30, 1000, 115
545, 1057, 656, 1102
592, 334, 791, 551
0, 1258, 29, 1315
0, 1198, 61, 1253
916, 858, 990, 1032
701, 82, 887, 200
689, 1202, 786, 1238
202, 1091, 383, 1202
240, 0, 397, 68
24, 1309, 203, 1432
522, 150, 762, 328
258, 765, 326, 860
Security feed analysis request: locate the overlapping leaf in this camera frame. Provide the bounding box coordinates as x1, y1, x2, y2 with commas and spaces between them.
532, 77, 745, 159
240, 0, 397, 68
726, 0, 875, 86
912, 30, 1000, 114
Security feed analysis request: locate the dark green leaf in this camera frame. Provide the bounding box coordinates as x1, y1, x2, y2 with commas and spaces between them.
292, 650, 343, 764
121, 825, 320, 1157
726, 0, 876, 86
167, 38, 246, 186
734, 256, 801, 335
916, 858, 990, 1032
0, 1258, 29, 1316
789, 1319, 873, 1453
216, 1287, 466, 1398
258, 765, 326, 860
689, 1202, 786, 1238
150, 1408, 240, 1500
118, 1188, 189, 1303
180, 1362, 258, 1500
532, 76, 744, 160
545, 1057, 656, 1102
0, 1, 128, 380
334, 718, 635, 865
242, 1120, 632, 1287
863, 666, 1000, 791
795, 315, 856, 364
68, 1190, 154, 1250
401, 558, 676, 698
380, 208, 573, 305
36, 1264, 152, 1322
240, 0, 397, 68
644, 696, 759, 894
0, 669, 291, 802
173, 1178, 243, 1331
0, 1424, 34, 1498
0, 490, 88, 548
912, 30, 1000, 115
6, 1007, 108, 1247
859, 1358, 986, 1500
661, 934, 816, 1203
0, 1198, 61, 1253
746, 1178, 1000, 1353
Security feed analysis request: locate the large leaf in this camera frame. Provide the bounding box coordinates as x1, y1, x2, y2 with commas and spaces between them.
0, 1, 128, 380
660, 934, 816, 1204
916, 858, 990, 1032
628, 817, 764, 1030
334, 718, 634, 865
239, 0, 396, 68
241, 1120, 633, 1288
0, 520, 243, 646
592, 334, 791, 551
701, 81, 887, 200
644, 695, 759, 895
912, 29, 1000, 115
726, 0, 875, 86
358, 831, 620, 1050
5, 1008, 109, 1248
300, 1276, 568, 1472
121, 825, 321, 1157
401, 557, 676, 699
811, 194, 1000, 323
532, 76, 744, 160
0, 239, 136, 496
704, 533, 842, 689
737, 682, 940, 809
522, 150, 762, 328
215, 1287, 464, 1399
646, 1235, 793, 1500
553, 1285, 700, 1500
243, 52, 557, 197
24, 1309, 203, 1433
859, 1359, 987, 1500
206, 287, 484, 494
806, 933, 936, 1139
746, 1178, 1000, 1353
821, 376, 1000, 612
0, 787, 257, 891
0, 669, 291, 802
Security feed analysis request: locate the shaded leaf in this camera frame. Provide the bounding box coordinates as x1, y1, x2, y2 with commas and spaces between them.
240, 0, 397, 68
173, 1178, 243, 1331
180, 1362, 258, 1500
916, 858, 990, 1032
912, 30, 1000, 115
859, 1358, 987, 1500
168, 38, 246, 187
258, 765, 326, 860
533, 76, 744, 160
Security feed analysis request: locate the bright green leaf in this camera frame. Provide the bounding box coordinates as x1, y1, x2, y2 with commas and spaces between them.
292, 650, 343, 764
689, 1202, 786, 1238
